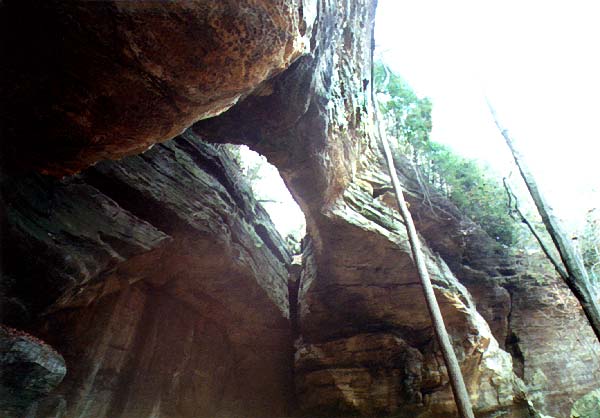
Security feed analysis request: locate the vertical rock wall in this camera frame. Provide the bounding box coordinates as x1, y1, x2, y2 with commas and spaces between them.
506, 270, 600, 417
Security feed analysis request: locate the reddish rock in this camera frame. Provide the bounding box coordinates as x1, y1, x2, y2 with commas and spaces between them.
2, 0, 312, 175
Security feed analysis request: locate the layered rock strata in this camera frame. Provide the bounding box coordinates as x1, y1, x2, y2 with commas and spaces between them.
0, 325, 66, 417
506, 269, 600, 417
1, 135, 293, 417
382, 154, 600, 417
1, 0, 599, 417
191, 0, 530, 415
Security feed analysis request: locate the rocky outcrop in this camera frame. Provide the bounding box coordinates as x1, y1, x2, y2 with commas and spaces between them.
505, 268, 600, 417
0, 325, 66, 417
383, 154, 600, 417
1, 0, 314, 175
289, 182, 524, 417
192, 0, 529, 414
2, 0, 599, 417
1, 135, 293, 417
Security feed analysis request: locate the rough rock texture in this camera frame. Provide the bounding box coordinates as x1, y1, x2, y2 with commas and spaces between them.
291, 185, 524, 417
1, 0, 314, 175
1, 134, 293, 417
571, 388, 600, 418
295, 332, 424, 416
2, 0, 599, 417
194, 0, 600, 412
385, 154, 600, 417
193, 1, 530, 415
506, 268, 600, 417
0, 325, 66, 417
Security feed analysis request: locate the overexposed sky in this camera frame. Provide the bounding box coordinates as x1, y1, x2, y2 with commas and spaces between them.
238, 146, 306, 239
375, 0, 599, 232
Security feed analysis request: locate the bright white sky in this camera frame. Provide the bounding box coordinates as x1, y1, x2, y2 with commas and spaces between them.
238, 145, 306, 240
375, 0, 599, 233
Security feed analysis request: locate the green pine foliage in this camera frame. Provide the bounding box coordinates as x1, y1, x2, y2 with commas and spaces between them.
375, 62, 517, 245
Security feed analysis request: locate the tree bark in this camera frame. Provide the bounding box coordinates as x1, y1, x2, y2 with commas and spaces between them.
375, 104, 475, 418
488, 99, 600, 342
503, 178, 568, 279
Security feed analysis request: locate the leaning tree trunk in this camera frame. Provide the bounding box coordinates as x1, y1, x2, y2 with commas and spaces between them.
487, 99, 600, 343
375, 103, 475, 418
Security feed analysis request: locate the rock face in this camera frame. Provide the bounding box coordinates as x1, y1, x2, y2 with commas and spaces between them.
1, 0, 313, 175
192, 0, 527, 415
2, 135, 293, 417
2, 0, 599, 417
194, 0, 600, 411
0, 325, 66, 417
384, 155, 600, 417
290, 184, 524, 417
505, 269, 600, 417
390, 155, 600, 417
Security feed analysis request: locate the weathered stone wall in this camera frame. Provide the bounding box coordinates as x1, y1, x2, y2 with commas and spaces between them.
0, 325, 66, 417
506, 267, 600, 417
193, 0, 532, 414
2, 0, 314, 175
1, 135, 293, 417
2, 1, 599, 417
385, 154, 600, 417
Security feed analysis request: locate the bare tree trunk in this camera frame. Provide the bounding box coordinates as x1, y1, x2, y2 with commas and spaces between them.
503, 178, 568, 278
375, 105, 475, 418
488, 99, 600, 342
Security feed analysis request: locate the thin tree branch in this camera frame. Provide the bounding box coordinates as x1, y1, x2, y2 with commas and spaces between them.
488, 97, 600, 342
503, 178, 568, 279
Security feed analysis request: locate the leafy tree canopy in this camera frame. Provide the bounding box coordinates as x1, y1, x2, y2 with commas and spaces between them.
375, 61, 517, 245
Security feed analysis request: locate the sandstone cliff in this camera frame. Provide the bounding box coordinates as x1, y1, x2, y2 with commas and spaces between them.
1, 1, 598, 417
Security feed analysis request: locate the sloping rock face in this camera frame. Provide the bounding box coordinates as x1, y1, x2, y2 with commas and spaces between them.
1, 0, 313, 175
0, 325, 66, 417
1, 135, 293, 417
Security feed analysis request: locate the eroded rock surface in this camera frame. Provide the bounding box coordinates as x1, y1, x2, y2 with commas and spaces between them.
0, 325, 66, 418
2, 0, 314, 175
2, 0, 599, 417
506, 269, 600, 417
384, 154, 600, 417
2, 135, 293, 417
194, 0, 527, 414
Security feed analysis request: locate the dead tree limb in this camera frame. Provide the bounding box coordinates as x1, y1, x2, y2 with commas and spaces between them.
503, 178, 568, 278
488, 98, 600, 342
